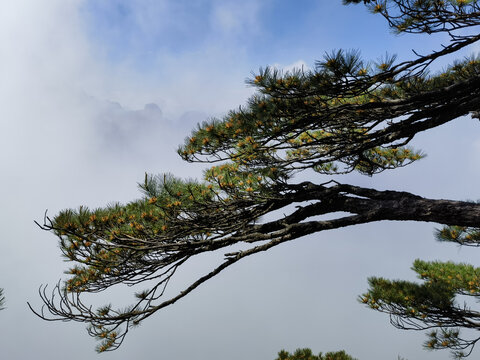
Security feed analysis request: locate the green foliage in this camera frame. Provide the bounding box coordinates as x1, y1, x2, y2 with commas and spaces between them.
276, 348, 357, 360
436, 222, 480, 247
53, 173, 217, 291
362, 260, 480, 357
344, 0, 480, 34
179, 47, 445, 179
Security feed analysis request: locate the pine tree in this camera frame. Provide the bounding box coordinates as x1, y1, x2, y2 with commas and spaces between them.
276, 348, 357, 360
31, 0, 480, 355
361, 235, 480, 358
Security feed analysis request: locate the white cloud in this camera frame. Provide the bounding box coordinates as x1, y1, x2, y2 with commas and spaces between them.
211, 0, 261, 36
0, 3, 207, 357
271, 59, 310, 73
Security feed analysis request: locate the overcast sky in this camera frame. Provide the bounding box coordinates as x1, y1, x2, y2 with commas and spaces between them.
1, 1, 480, 359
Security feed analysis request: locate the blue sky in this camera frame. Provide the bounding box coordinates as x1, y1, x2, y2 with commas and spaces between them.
78, 1, 402, 73
77, 0, 446, 76
0, 1, 479, 360
79, 1, 401, 60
